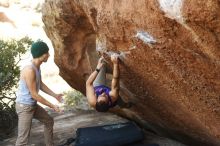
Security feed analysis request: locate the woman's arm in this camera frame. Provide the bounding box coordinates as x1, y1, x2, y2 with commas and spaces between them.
86, 57, 104, 107
86, 57, 104, 85
109, 55, 120, 102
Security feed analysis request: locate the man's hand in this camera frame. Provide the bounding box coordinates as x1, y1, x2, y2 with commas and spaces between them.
96, 57, 104, 69
55, 94, 63, 103
52, 105, 61, 113
111, 54, 119, 64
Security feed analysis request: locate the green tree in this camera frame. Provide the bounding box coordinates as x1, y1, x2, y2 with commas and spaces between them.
0, 37, 32, 140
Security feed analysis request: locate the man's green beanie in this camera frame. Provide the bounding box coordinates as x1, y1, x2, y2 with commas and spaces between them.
31, 41, 49, 58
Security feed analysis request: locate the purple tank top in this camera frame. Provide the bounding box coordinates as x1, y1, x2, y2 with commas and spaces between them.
94, 85, 116, 107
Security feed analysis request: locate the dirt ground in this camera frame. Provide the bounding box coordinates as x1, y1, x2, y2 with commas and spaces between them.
0, 107, 186, 146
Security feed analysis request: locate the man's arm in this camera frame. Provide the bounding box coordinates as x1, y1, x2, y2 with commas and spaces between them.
24, 68, 60, 112
40, 81, 62, 102
109, 55, 120, 102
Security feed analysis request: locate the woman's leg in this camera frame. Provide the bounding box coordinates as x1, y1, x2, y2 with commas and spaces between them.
93, 63, 107, 87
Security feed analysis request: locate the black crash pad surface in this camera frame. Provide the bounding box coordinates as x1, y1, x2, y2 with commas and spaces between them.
75, 122, 144, 146
128, 144, 160, 146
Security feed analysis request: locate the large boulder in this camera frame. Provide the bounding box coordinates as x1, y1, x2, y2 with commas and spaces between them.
0, 12, 14, 25
42, 0, 220, 145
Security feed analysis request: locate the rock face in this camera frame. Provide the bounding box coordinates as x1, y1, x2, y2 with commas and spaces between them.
42, 0, 220, 145
0, 12, 14, 25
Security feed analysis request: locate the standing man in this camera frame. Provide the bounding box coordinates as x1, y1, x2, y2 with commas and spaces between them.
15, 41, 62, 146
86, 54, 131, 112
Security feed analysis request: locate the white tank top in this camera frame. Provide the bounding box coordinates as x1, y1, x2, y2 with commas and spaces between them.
16, 63, 41, 105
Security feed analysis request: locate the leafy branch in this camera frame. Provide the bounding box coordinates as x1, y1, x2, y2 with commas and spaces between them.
0, 37, 33, 139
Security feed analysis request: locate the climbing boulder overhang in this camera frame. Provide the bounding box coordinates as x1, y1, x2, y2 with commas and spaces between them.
42, 0, 220, 145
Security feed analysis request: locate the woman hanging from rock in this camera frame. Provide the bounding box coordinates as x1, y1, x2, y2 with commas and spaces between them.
86, 54, 131, 112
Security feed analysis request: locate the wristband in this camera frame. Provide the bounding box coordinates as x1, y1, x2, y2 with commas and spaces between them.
95, 68, 100, 72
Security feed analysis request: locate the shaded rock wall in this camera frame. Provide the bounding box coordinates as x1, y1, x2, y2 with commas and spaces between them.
42, 0, 220, 145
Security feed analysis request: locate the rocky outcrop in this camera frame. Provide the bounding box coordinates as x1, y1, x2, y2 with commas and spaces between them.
0, 12, 14, 25
42, 0, 220, 145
